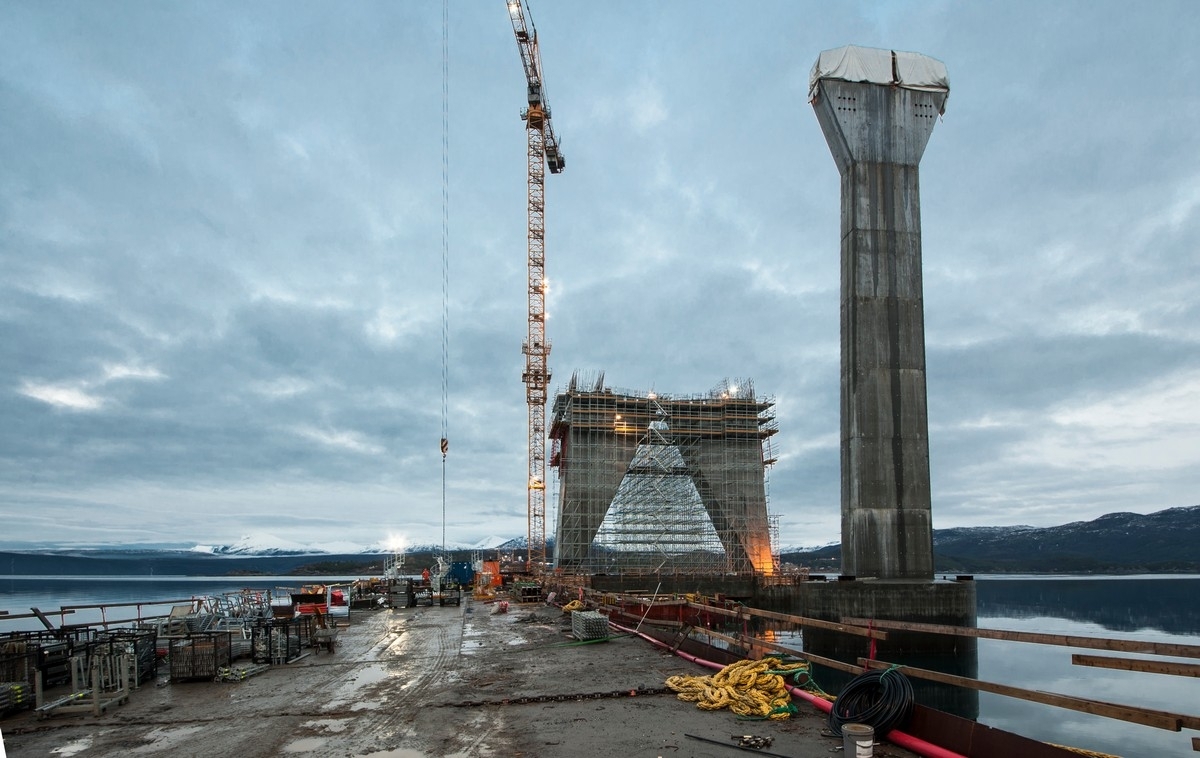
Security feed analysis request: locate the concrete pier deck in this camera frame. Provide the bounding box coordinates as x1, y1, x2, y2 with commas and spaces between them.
1, 600, 919, 757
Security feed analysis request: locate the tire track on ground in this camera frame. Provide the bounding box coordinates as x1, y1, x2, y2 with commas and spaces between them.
342, 603, 464, 752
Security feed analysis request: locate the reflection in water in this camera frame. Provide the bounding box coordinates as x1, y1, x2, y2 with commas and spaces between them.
976, 576, 1200, 758
761, 576, 1200, 757
976, 576, 1200, 635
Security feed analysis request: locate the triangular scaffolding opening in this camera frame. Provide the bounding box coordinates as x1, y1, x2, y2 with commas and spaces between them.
550, 377, 777, 575
590, 422, 730, 573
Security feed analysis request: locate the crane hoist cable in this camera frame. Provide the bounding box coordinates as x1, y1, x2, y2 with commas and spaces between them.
440, 0, 450, 556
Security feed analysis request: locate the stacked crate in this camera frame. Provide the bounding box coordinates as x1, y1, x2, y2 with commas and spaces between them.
93, 629, 157, 684
250, 616, 313, 665
169, 632, 232, 682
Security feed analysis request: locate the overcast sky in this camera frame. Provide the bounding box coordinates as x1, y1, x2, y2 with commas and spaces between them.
2, 1, 1198, 553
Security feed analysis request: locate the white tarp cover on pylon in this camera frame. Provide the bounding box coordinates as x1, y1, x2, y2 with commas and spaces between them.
809, 45, 950, 112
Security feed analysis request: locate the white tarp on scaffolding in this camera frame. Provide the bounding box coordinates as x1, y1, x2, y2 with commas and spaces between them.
809, 45, 950, 111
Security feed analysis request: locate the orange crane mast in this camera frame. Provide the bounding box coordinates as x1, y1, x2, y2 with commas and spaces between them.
506, 0, 564, 572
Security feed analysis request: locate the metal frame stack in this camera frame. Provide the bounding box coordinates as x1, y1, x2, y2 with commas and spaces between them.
169, 632, 232, 682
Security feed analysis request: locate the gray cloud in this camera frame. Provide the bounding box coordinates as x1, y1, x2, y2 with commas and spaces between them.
2, 1, 1198, 550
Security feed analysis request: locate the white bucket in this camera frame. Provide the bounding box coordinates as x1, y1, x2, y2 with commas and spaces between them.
842, 723, 874, 758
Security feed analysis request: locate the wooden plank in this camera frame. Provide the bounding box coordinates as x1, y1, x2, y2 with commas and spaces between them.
589, 593, 688, 617
695, 628, 863, 676
800, 650, 865, 676
59, 614, 175, 631
597, 595, 688, 607
858, 658, 1189, 732
30, 607, 57, 630
692, 627, 750, 652
669, 625, 693, 654
0, 609, 75, 623
60, 598, 198, 611
688, 602, 887, 640
684, 603, 744, 619
1072, 654, 1200, 678
698, 627, 785, 660
843, 617, 1200, 659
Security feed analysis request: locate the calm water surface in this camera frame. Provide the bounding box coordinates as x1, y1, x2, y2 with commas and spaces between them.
975, 575, 1199, 758
2, 574, 1197, 756
0, 575, 348, 631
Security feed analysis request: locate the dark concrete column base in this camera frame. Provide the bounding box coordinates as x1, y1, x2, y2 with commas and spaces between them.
798, 578, 978, 718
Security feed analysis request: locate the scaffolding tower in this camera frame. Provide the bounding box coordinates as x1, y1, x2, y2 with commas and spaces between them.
549, 373, 779, 576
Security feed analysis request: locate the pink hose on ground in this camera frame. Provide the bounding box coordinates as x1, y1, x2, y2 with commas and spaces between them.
608, 619, 965, 758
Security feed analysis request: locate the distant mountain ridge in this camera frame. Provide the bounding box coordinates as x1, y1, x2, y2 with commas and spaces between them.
782, 506, 1200, 574
0, 536, 541, 577
188, 532, 517, 556
2, 507, 1196, 576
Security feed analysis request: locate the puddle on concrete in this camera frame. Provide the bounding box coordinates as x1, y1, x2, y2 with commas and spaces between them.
50, 737, 92, 756
354, 747, 479, 758
323, 661, 391, 710
283, 736, 328, 752
352, 662, 389, 686
368, 628, 405, 659
321, 662, 386, 710
462, 619, 530, 652
130, 726, 205, 754
302, 718, 350, 733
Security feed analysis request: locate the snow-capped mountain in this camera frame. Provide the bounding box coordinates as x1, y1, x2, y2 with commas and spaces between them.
190, 533, 370, 556
775, 540, 839, 554
186, 533, 529, 557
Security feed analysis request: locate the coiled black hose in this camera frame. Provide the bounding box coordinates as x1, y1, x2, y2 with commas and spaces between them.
827, 667, 915, 737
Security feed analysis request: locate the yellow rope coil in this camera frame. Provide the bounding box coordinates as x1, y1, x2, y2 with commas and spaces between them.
562, 599, 585, 613
665, 657, 809, 720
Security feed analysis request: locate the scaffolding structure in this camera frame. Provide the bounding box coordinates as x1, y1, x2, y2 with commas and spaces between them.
549, 373, 779, 576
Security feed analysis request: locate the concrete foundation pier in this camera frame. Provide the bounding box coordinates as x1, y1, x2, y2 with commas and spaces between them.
811, 46, 949, 581
805, 46, 976, 715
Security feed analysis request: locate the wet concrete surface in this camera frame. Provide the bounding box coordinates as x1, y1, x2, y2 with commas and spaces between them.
1, 599, 919, 757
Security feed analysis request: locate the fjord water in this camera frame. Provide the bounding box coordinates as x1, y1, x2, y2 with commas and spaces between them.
2, 574, 1197, 755
0, 576, 330, 632
975, 575, 1200, 757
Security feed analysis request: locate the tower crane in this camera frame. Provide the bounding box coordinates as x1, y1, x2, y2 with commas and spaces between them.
506, 0, 564, 572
